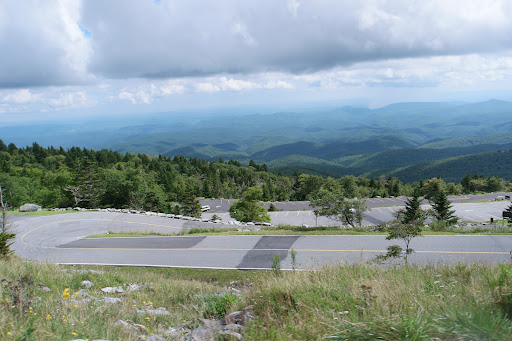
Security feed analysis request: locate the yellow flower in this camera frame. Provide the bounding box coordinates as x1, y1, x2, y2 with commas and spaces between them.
62, 288, 70, 300
47, 314, 52, 320
73, 304, 78, 308
74, 292, 78, 298
72, 332, 77, 336
81, 321, 85, 325
34, 313, 37, 316
29, 307, 33, 310
145, 317, 151, 321
7, 332, 12, 336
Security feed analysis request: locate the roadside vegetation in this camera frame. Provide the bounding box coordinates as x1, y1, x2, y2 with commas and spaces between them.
1, 257, 511, 340
87, 219, 512, 239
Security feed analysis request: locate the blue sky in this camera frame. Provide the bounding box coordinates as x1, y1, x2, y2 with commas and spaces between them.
1, 0, 512, 121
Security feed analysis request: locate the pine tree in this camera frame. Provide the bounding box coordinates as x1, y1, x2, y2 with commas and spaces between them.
401, 190, 426, 226
431, 190, 458, 224
503, 203, 512, 223
180, 184, 201, 218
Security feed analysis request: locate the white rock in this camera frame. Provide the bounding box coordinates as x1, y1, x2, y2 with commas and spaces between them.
101, 286, 124, 293
102, 297, 122, 304
19, 203, 41, 212
81, 280, 94, 288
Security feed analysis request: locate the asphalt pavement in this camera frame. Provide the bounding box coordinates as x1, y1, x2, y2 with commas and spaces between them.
11, 212, 512, 269
200, 193, 512, 213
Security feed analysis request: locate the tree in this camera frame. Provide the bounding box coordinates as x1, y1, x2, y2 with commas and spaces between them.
0, 184, 15, 257
310, 188, 367, 228
229, 187, 270, 223
422, 178, 444, 202
431, 190, 458, 224
376, 190, 426, 264
398, 190, 427, 226
503, 203, 512, 223
375, 221, 423, 264
180, 184, 202, 218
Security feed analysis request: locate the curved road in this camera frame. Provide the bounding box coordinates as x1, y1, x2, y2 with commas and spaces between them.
11, 212, 512, 270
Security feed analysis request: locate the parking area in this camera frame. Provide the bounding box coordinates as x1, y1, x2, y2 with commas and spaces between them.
200, 193, 512, 214
201, 201, 511, 226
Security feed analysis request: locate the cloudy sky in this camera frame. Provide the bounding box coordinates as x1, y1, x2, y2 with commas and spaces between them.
1, 0, 512, 120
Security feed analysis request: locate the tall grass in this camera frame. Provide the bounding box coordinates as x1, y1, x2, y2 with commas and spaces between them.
1, 258, 511, 340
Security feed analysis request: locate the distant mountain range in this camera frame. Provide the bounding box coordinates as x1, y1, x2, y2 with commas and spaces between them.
2, 99, 512, 183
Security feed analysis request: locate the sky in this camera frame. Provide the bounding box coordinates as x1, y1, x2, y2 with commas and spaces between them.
1, 0, 512, 121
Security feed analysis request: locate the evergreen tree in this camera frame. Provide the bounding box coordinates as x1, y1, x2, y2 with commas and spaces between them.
431, 190, 458, 224
461, 173, 472, 193
180, 184, 202, 218
400, 190, 426, 226
503, 203, 512, 223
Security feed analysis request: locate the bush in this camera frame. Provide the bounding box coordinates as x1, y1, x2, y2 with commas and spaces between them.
0, 231, 15, 258
201, 293, 240, 319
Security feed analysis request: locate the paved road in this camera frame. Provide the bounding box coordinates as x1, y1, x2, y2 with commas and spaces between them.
11, 212, 512, 269
204, 201, 511, 227
200, 193, 512, 213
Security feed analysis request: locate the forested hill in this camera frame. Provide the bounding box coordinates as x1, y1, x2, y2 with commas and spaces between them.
0, 140, 510, 213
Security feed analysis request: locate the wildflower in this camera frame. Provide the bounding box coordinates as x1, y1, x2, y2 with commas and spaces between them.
34, 313, 37, 316
72, 332, 77, 336
7, 332, 12, 336
63, 288, 70, 300
81, 321, 85, 325
73, 304, 78, 308
74, 292, 79, 298
47, 314, 52, 320
29, 307, 33, 311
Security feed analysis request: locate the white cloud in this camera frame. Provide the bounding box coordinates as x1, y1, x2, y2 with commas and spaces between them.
2, 1, 512, 115
118, 91, 135, 104
287, 0, 300, 17
195, 83, 220, 93
3, 89, 41, 104
0, 0, 93, 88
48, 91, 91, 108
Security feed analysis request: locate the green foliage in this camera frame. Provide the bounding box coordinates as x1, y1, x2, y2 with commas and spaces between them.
375, 218, 423, 263
503, 203, 512, 223
431, 190, 458, 225
267, 203, 278, 212
0, 139, 510, 215
200, 293, 240, 319
0, 231, 15, 258
402, 194, 426, 225
310, 188, 367, 227
180, 184, 201, 218
229, 187, 270, 223
272, 254, 281, 275
290, 248, 297, 271
489, 264, 512, 318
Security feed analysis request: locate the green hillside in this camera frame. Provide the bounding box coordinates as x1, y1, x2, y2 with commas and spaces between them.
419, 132, 512, 149
383, 150, 512, 183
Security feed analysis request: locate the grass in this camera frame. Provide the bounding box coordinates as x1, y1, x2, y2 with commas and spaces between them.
1, 257, 511, 340
86, 222, 512, 238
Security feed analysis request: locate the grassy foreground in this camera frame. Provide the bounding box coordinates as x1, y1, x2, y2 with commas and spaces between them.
1, 258, 512, 340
